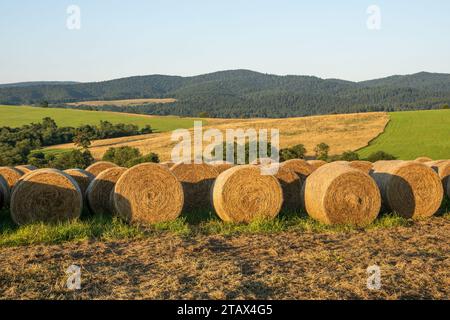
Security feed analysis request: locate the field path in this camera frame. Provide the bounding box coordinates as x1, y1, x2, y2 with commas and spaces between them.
0, 217, 448, 299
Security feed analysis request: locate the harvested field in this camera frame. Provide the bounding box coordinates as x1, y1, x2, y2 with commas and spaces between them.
46, 112, 389, 161
0, 217, 448, 299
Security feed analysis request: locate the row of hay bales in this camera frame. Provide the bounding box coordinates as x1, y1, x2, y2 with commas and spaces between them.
0, 157, 449, 227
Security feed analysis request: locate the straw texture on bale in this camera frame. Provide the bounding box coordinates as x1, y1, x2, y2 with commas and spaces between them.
85, 161, 118, 177
268, 164, 302, 212
307, 160, 327, 169
113, 163, 184, 224
280, 159, 315, 182
86, 167, 127, 215
0, 175, 9, 209
10, 169, 82, 225
302, 162, 381, 226
425, 160, 450, 191
208, 160, 235, 173
415, 157, 433, 163
64, 169, 95, 196
0, 166, 24, 189
250, 158, 276, 165
349, 160, 373, 174
160, 161, 175, 168
371, 161, 443, 219
108, 188, 118, 216
15, 165, 37, 173
170, 163, 219, 213
212, 165, 283, 223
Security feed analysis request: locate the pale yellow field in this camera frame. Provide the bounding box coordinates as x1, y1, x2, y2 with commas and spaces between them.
47, 112, 389, 161
67, 98, 176, 107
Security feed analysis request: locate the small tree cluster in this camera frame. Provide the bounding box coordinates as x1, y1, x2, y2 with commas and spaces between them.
102, 146, 159, 167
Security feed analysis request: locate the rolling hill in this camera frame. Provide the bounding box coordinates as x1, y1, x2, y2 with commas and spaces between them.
47, 112, 389, 161
0, 81, 78, 88
1, 70, 449, 118
0, 105, 199, 132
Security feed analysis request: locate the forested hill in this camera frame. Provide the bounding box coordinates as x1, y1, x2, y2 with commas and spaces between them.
0, 81, 79, 88
1, 70, 449, 118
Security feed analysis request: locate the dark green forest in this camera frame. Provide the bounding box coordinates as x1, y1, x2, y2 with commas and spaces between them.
1, 70, 450, 118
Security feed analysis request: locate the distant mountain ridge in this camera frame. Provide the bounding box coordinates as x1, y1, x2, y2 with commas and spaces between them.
0, 81, 79, 88
0, 70, 449, 118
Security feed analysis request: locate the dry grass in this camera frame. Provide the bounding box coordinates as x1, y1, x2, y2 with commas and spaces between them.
0, 217, 448, 299
47, 112, 389, 161
66, 98, 177, 107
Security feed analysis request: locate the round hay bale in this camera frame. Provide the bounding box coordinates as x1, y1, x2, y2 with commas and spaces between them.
160, 161, 175, 169
0, 166, 24, 189
425, 160, 450, 195
0, 175, 10, 209
85, 161, 118, 177
447, 177, 450, 199
332, 161, 349, 164
86, 167, 127, 215
307, 160, 327, 170
280, 159, 315, 182
170, 163, 219, 213
208, 160, 235, 174
108, 187, 118, 216
268, 164, 302, 212
10, 169, 82, 225
63, 169, 95, 196
113, 163, 184, 224
15, 165, 37, 173
302, 162, 381, 226
415, 156, 433, 163
349, 160, 373, 174
250, 158, 276, 165
212, 165, 283, 223
371, 161, 443, 219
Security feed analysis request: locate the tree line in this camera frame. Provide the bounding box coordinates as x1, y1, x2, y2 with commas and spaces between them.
0, 117, 152, 167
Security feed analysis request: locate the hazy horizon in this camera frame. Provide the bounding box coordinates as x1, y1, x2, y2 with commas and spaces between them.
1, 0, 450, 84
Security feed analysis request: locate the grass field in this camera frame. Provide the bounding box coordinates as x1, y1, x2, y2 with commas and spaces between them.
358, 109, 450, 160
0, 208, 438, 247
0, 105, 198, 132
1, 195, 449, 247
66, 98, 176, 107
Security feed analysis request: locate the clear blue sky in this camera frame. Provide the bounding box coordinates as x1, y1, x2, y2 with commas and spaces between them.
1, 0, 449, 84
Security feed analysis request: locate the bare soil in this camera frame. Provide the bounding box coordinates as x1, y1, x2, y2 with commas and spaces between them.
0, 217, 448, 300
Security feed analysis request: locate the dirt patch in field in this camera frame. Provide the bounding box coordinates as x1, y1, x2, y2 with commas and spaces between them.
47, 112, 389, 161
0, 216, 448, 299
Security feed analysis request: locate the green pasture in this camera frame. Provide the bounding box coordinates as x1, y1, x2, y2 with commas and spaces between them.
0, 105, 201, 132
358, 110, 450, 160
